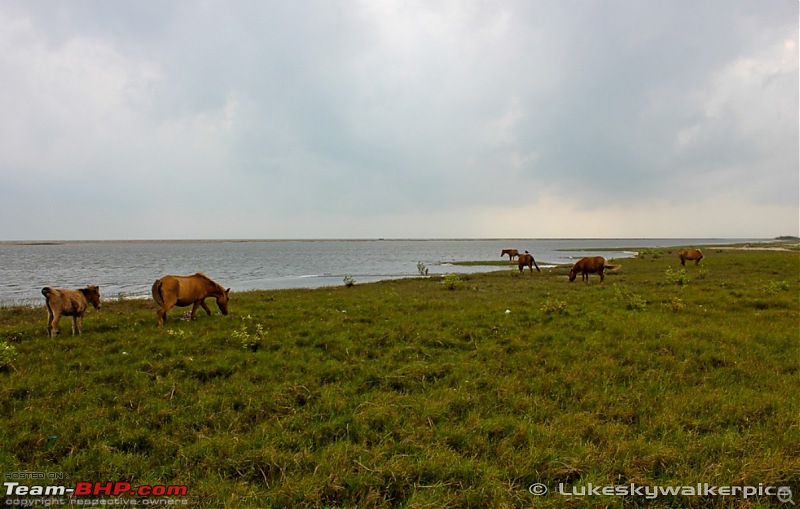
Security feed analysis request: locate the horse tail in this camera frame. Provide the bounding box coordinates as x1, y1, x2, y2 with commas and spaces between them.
41, 287, 51, 298
152, 280, 165, 306
523, 251, 541, 272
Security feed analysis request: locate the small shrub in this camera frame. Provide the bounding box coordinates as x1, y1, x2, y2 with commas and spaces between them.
540, 297, 567, 315
442, 273, 463, 290
613, 284, 647, 311
762, 281, 790, 294
665, 267, 688, 286
0, 341, 17, 371
664, 296, 686, 312
417, 261, 429, 276
343, 275, 355, 288
232, 322, 267, 352
638, 248, 664, 259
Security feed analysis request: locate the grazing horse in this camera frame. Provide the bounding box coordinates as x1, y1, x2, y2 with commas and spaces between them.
42, 285, 101, 337
678, 249, 704, 266
568, 256, 606, 283
501, 248, 519, 261
517, 251, 541, 274
152, 273, 230, 326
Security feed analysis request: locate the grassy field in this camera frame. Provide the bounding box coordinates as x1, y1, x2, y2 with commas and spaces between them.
1, 245, 798, 508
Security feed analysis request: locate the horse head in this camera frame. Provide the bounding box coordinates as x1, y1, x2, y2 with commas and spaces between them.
81, 285, 102, 309
216, 287, 231, 315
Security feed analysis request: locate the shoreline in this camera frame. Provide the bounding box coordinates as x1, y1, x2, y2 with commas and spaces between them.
1, 239, 794, 308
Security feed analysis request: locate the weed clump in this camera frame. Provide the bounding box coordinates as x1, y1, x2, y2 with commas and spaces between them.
664, 296, 686, 312
540, 296, 568, 315
442, 274, 463, 290
762, 280, 790, 294
166, 328, 186, 339
613, 284, 647, 311
638, 248, 664, 259
0, 341, 17, 371
232, 317, 268, 351
665, 266, 688, 286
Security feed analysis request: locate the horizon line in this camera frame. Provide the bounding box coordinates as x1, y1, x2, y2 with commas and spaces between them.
0, 236, 783, 246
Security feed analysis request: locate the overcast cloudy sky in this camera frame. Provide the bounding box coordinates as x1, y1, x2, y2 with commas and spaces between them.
1, 0, 797, 240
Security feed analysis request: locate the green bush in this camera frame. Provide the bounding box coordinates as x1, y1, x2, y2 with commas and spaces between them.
0, 341, 17, 371
762, 280, 790, 294
613, 284, 647, 311
540, 296, 567, 315
638, 248, 664, 259
442, 273, 463, 290
664, 296, 686, 312
665, 266, 688, 286
232, 316, 268, 351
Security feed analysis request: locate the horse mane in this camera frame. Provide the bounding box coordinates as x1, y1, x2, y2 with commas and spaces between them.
194, 272, 224, 292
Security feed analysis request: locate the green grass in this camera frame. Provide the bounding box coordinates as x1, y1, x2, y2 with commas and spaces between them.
1, 247, 798, 508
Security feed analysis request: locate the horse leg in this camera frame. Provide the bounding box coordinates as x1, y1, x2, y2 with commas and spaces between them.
73, 315, 84, 335
200, 299, 212, 316
157, 307, 167, 326
51, 309, 62, 337
46, 304, 55, 337
157, 300, 175, 327
190, 301, 202, 320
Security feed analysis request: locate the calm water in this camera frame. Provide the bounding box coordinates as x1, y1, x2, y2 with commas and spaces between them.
0, 238, 761, 306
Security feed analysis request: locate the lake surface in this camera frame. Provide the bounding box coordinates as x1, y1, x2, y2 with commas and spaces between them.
0, 238, 762, 306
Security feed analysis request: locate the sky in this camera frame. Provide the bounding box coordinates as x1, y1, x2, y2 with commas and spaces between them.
0, 0, 797, 240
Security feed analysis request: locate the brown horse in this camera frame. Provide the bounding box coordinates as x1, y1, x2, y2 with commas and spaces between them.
678, 249, 704, 266
501, 248, 519, 261
42, 285, 101, 337
568, 256, 606, 282
152, 273, 230, 326
517, 251, 541, 273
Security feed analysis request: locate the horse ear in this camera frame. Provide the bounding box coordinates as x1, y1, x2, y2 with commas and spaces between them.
226, 288, 231, 295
